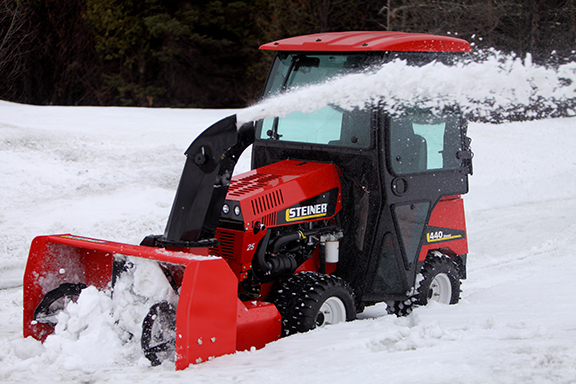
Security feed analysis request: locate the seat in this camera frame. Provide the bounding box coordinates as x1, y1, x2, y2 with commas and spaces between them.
391, 119, 427, 174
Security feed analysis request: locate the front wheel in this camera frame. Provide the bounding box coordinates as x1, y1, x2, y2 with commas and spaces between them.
273, 272, 356, 336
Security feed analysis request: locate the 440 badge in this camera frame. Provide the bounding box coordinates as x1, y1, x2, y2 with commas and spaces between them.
425, 227, 466, 243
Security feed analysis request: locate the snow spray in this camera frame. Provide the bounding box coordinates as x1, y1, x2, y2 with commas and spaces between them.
237, 50, 576, 126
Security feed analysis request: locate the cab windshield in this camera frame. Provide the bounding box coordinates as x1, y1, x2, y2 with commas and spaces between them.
257, 53, 376, 148
256, 51, 467, 150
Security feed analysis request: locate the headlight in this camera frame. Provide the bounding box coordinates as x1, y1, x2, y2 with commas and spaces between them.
234, 205, 241, 216
222, 204, 230, 214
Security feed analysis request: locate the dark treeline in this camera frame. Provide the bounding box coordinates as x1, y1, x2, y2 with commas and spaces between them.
1, 0, 575, 108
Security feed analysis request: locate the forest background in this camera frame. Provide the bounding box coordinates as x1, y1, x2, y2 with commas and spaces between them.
1, 0, 575, 108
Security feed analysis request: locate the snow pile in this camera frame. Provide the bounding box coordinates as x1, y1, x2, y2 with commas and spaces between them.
43, 286, 129, 370
46, 257, 179, 367
238, 51, 576, 125
4, 256, 179, 374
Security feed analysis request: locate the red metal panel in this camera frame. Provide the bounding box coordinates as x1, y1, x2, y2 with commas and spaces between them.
428, 196, 467, 230
417, 197, 468, 261
23, 236, 114, 341
236, 300, 281, 351
26, 234, 210, 266
175, 258, 238, 369
213, 228, 268, 280
229, 160, 342, 226
260, 31, 471, 53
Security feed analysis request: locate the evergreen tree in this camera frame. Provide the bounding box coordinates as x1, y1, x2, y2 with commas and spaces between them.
1, 0, 575, 107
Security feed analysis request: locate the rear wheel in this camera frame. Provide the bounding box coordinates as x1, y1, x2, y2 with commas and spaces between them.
388, 252, 461, 316
414, 253, 461, 306
427, 272, 453, 303
141, 302, 177, 366
273, 272, 355, 336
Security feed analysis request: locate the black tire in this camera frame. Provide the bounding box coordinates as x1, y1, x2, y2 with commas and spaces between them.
273, 272, 356, 336
386, 299, 415, 317
388, 253, 461, 316
141, 302, 177, 366
414, 254, 461, 306
33, 282, 87, 325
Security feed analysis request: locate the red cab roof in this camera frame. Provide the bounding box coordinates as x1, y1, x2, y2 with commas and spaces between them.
260, 31, 471, 53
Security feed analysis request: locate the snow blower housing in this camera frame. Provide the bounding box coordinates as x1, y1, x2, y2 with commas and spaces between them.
24, 31, 473, 369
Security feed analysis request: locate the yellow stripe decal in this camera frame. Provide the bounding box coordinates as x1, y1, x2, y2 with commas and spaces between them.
426, 233, 462, 243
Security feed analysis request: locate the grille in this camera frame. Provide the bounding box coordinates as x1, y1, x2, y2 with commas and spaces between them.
227, 173, 281, 197
213, 230, 236, 258
251, 189, 284, 215
261, 212, 276, 227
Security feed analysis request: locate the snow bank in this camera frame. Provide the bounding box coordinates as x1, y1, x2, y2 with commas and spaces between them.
467, 117, 576, 211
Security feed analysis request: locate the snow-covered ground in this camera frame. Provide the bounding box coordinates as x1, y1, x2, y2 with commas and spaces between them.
1, 98, 575, 383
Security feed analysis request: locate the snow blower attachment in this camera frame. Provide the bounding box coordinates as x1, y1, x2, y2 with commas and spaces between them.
24, 31, 474, 370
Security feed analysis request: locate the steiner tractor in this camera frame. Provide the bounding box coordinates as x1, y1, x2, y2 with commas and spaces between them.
23, 31, 473, 369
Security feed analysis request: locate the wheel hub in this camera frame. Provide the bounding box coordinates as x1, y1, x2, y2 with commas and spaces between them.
428, 272, 452, 304
316, 296, 346, 327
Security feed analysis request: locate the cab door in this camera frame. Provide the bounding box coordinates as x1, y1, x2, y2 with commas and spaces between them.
367, 109, 472, 301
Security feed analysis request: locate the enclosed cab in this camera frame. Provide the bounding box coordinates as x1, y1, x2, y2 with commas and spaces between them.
253, 32, 473, 311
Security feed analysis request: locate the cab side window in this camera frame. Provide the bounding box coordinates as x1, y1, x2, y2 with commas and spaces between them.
390, 112, 463, 174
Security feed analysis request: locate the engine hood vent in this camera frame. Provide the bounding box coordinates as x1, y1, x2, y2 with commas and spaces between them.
224, 160, 342, 227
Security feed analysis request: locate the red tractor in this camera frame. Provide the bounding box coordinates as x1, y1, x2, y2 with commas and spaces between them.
23, 31, 473, 369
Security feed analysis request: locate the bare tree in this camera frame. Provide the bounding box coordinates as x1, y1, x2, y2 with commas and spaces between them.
0, 0, 36, 98
373, 0, 576, 61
